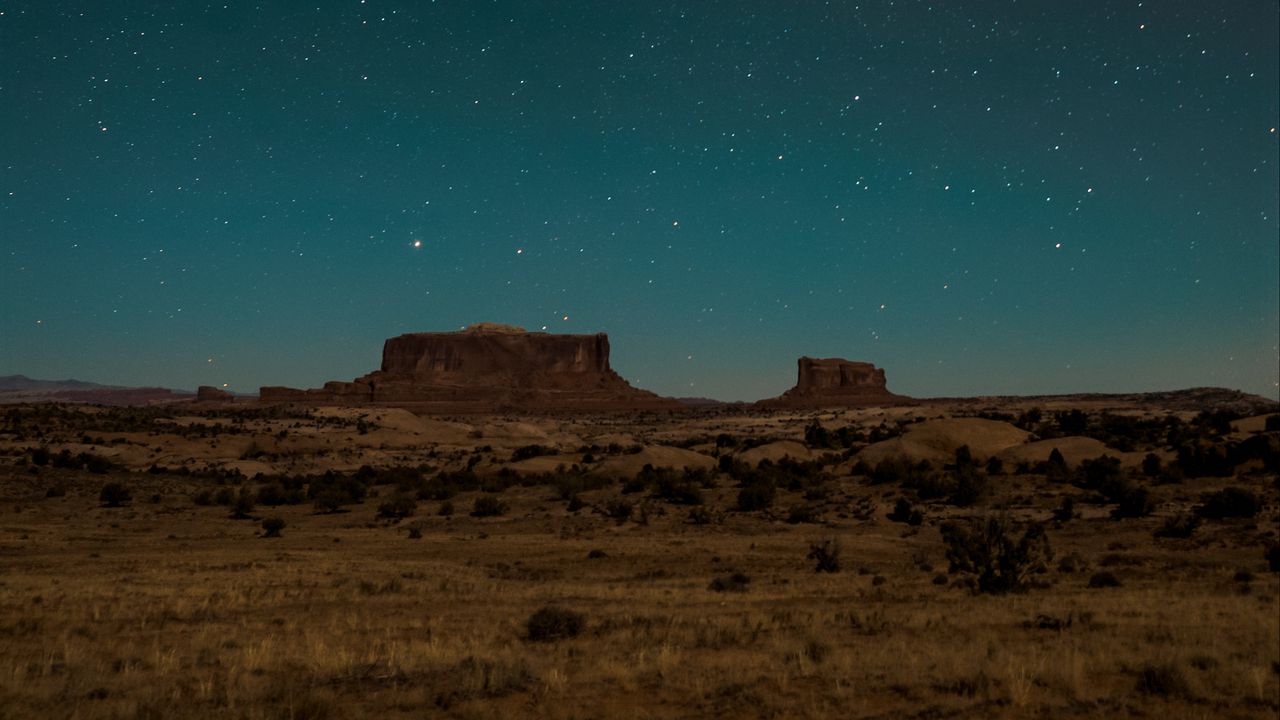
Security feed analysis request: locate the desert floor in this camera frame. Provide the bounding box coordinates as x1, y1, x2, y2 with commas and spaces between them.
0, 401, 1276, 718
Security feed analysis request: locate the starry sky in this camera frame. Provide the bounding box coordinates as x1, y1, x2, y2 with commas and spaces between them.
2, 1, 1277, 402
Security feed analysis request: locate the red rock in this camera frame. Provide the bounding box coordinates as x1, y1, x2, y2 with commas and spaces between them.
196, 385, 233, 402
762, 357, 907, 407
259, 324, 676, 411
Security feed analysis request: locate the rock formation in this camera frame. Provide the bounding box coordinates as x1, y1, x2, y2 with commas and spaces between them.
761, 357, 907, 407
260, 324, 677, 411
196, 385, 234, 402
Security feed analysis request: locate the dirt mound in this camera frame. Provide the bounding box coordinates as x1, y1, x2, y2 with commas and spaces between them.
737, 441, 820, 466
857, 418, 1031, 465
592, 446, 717, 478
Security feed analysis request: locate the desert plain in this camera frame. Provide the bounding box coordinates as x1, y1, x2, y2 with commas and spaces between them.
0, 394, 1277, 719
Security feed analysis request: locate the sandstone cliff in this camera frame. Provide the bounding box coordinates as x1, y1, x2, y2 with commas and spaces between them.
760, 357, 907, 407
259, 325, 676, 411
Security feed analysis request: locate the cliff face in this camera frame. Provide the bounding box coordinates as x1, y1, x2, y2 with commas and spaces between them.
794, 358, 887, 393
377, 331, 611, 381
761, 357, 906, 407
259, 325, 675, 410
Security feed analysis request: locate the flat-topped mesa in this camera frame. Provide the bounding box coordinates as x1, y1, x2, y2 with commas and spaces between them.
259, 325, 677, 410
761, 357, 908, 407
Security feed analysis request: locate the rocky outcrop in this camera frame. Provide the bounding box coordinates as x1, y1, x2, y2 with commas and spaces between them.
196, 386, 233, 402
761, 357, 907, 407
260, 324, 677, 411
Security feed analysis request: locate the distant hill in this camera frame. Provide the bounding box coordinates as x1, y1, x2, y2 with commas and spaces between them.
0, 375, 121, 392
0, 375, 195, 406
922, 387, 1278, 416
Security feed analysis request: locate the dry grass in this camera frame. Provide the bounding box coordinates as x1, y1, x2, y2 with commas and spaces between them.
0, 403, 1276, 718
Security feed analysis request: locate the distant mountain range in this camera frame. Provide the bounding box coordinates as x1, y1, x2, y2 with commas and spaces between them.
0, 375, 195, 406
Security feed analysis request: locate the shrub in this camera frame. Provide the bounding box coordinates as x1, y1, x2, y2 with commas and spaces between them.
804, 420, 831, 448
736, 479, 776, 511
511, 444, 555, 462
649, 470, 705, 505
471, 494, 507, 517
605, 498, 633, 523
948, 470, 989, 507
437, 500, 454, 517
807, 539, 841, 573
1110, 486, 1155, 519
82, 453, 115, 474
1087, 571, 1121, 588
377, 494, 418, 520
1135, 663, 1190, 698
313, 489, 347, 514
708, 573, 751, 592
887, 498, 923, 525
1045, 449, 1070, 483
525, 606, 585, 642
1266, 544, 1280, 573
30, 447, 50, 466
786, 505, 820, 524
261, 517, 285, 538
1196, 487, 1261, 519
1141, 453, 1162, 477
940, 516, 1051, 594
687, 506, 714, 525
1052, 497, 1076, 523
99, 482, 131, 508
1153, 513, 1200, 539
230, 490, 255, 519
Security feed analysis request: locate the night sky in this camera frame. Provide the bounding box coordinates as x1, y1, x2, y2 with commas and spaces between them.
3, 2, 1277, 402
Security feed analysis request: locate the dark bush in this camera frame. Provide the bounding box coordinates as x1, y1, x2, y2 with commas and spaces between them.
687, 506, 714, 525
804, 420, 832, 448
377, 494, 418, 520
807, 539, 840, 573
736, 478, 776, 511
1052, 497, 1076, 523
941, 516, 1051, 594
1141, 453, 1162, 477
1153, 514, 1200, 539
1045, 449, 1069, 483
605, 498, 633, 523
645, 467, 705, 505
1110, 486, 1155, 519
256, 482, 304, 506
99, 482, 131, 508
1135, 663, 1190, 698
307, 471, 369, 507
786, 505, 820, 524
230, 489, 255, 519
511, 444, 555, 462
708, 573, 751, 592
948, 470, 989, 507
1087, 571, 1121, 588
262, 517, 285, 538
30, 447, 50, 466
525, 606, 585, 642
437, 500, 454, 517
887, 498, 923, 525
471, 494, 507, 517
1196, 487, 1261, 519
1266, 544, 1280, 573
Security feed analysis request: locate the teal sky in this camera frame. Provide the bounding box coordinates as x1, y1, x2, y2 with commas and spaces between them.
2, 1, 1277, 401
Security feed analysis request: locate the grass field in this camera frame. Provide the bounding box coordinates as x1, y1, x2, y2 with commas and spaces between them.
0, 403, 1276, 718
